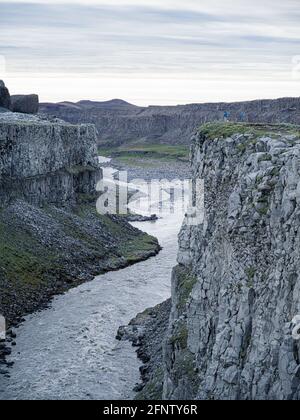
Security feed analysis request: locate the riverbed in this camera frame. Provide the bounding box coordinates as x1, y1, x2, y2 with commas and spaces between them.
0, 160, 185, 400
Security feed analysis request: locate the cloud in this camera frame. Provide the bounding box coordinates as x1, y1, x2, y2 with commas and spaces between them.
0, 0, 299, 103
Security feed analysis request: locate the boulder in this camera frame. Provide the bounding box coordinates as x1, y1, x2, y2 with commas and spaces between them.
10, 94, 39, 114
0, 80, 11, 110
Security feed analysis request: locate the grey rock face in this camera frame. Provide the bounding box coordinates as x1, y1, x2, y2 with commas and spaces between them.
10, 94, 39, 114
0, 80, 11, 110
0, 113, 100, 206
0, 111, 160, 328
163, 123, 300, 400
117, 300, 172, 399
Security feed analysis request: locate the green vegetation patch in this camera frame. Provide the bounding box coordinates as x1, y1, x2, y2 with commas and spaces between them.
119, 233, 159, 263
170, 322, 189, 349
72, 203, 159, 259
258, 153, 272, 162
99, 143, 190, 163
0, 220, 58, 286
66, 164, 98, 175
135, 367, 164, 400
174, 265, 197, 312
172, 349, 199, 396
245, 266, 256, 283
199, 122, 300, 141
0, 203, 159, 303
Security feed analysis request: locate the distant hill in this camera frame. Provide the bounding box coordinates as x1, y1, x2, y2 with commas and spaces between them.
39, 97, 300, 146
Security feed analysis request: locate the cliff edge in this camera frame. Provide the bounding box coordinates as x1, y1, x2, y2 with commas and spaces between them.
129, 122, 300, 400
163, 122, 300, 400
40, 97, 300, 146
0, 112, 160, 331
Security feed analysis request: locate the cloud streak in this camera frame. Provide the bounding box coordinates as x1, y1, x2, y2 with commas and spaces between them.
0, 0, 299, 103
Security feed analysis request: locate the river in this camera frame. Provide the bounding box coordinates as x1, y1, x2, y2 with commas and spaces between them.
0, 159, 185, 400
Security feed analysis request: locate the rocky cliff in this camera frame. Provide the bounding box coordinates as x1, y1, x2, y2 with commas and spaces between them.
0, 113, 99, 206
10, 94, 39, 114
40, 97, 300, 147
163, 122, 300, 400
0, 80, 39, 114
0, 81, 11, 111
0, 112, 159, 330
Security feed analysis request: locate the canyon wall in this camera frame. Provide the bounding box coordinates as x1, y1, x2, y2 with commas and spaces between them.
0, 113, 100, 206
40, 97, 300, 146
0, 111, 159, 327
163, 123, 300, 400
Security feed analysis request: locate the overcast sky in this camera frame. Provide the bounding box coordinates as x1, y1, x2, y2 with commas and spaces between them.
0, 0, 299, 105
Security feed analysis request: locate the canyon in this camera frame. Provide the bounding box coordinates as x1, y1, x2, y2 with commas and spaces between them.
40, 97, 300, 147
2, 77, 300, 400
129, 122, 300, 400
0, 81, 160, 331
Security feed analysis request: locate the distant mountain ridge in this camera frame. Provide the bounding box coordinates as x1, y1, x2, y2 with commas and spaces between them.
41, 98, 137, 111
39, 96, 300, 146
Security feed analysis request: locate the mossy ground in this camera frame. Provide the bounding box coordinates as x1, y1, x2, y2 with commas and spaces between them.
99, 143, 190, 165
66, 164, 98, 175
174, 265, 197, 312
0, 219, 57, 287
135, 367, 164, 400
0, 200, 160, 324
170, 322, 188, 349
199, 122, 300, 140
119, 235, 160, 263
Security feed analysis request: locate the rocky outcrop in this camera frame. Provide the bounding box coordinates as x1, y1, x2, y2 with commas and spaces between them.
163, 122, 300, 400
0, 80, 39, 115
0, 81, 11, 110
117, 300, 171, 400
0, 113, 99, 206
10, 94, 39, 114
40, 97, 300, 146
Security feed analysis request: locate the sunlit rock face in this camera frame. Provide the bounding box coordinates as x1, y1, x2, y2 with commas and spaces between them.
163, 123, 300, 400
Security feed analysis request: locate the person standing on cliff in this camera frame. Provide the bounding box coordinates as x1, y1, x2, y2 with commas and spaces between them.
239, 111, 246, 122
224, 111, 230, 122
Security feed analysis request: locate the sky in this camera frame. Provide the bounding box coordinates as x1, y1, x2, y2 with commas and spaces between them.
0, 0, 299, 105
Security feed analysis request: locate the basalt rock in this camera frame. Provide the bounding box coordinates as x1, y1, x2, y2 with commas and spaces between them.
10, 94, 39, 114
0, 80, 11, 110
162, 122, 300, 400
0, 112, 100, 206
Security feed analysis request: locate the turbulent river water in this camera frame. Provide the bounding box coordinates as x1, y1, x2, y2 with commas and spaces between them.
0, 160, 185, 400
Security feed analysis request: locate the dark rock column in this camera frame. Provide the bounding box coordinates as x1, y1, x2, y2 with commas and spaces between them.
10, 94, 39, 114
0, 80, 11, 110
